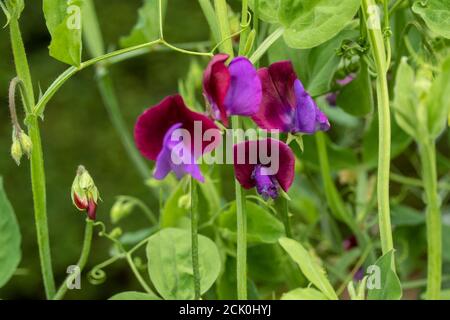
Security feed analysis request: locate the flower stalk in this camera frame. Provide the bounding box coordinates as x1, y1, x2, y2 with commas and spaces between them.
419, 140, 441, 299
362, 0, 394, 259
9, 15, 55, 298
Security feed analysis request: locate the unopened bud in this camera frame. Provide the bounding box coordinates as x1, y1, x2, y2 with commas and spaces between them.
11, 137, 22, 165
18, 132, 32, 157
178, 194, 191, 210
72, 165, 100, 220
110, 198, 135, 224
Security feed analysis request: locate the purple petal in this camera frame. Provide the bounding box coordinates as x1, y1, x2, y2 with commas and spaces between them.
223, 57, 262, 116
154, 123, 205, 182
252, 165, 279, 200
293, 80, 330, 134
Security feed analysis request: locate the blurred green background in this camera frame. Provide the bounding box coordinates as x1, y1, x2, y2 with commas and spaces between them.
0, 0, 220, 299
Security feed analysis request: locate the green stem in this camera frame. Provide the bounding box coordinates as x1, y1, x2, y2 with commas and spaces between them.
126, 253, 153, 293
276, 196, 292, 237
9, 17, 56, 299
249, 27, 284, 64
419, 141, 441, 299
53, 219, 94, 300
362, 0, 394, 258
82, 0, 153, 182
238, 0, 249, 56
232, 117, 247, 300
214, 0, 234, 57
190, 178, 201, 299
214, 0, 247, 300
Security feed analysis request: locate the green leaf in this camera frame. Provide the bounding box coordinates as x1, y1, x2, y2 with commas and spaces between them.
120, 0, 167, 47
426, 55, 450, 139
0, 177, 21, 288
279, 237, 338, 300
249, 0, 280, 23
160, 180, 190, 228
43, 0, 83, 66
146, 228, 221, 300
281, 287, 328, 300
268, 24, 358, 97
337, 60, 374, 116
412, 0, 450, 39
279, 0, 361, 49
219, 201, 285, 244
367, 250, 402, 300
392, 57, 419, 137
109, 291, 161, 300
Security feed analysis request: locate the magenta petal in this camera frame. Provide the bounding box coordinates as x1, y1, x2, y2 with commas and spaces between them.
134, 94, 220, 161
233, 139, 295, 193
154, 123, 205, 182
251, 61, 297, 131
223, 57, 262, 116
203, 54, 231, 125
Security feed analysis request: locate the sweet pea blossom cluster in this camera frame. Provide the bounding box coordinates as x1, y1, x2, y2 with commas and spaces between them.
134, 55, 330, 200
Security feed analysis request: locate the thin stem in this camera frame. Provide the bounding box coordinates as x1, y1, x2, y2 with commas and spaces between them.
190, 178, 201, 300
197, 0, 221, 43
8, 76, 23, 132
238, 0, 249, 56
9, 17, 56, 299
82, 0, 153, 183
53, 219, 94, 300
126, 253, 153, 293
214, 0, 234, 57
419, 141, 442, 299
233, 117, 247, 300
249, 27, 284, 64
276, 196, 292, 237
362, 0, 394, 259
160, 39, 213, 57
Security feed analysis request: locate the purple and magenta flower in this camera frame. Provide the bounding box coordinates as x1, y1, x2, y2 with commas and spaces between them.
233, 139, 295, 200
203, 54, 262, 126
134, 94, 219, 182
251, 61, 330, 134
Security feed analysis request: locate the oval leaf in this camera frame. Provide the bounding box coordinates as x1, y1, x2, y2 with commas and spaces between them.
367, 250, 402, 300
146, 228, 221, 300
43, 0, 83, 66
412, 0, 450, 39
279, 237, 338, 300
0, 177, 21, 288
109, 291, 161, 300
281, 287, 328, 300
279, 0, 361, 49
219, 201, 285, 244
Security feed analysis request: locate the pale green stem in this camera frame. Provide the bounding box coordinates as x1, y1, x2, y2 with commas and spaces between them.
191, 177, 201, 299
9, 17, 55, 299
238, 0, 249, 56
362, 0, 394, 259
419, 141, 442, 299
126, 253, 153, 294
53, 219, 94, 300
249, 27, 284, 64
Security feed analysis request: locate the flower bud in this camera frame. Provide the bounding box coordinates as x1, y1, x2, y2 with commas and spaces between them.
18, 132, 32, 157
110, 198, 135, 224
71, 165, 100, 220
10, 137, 22, 165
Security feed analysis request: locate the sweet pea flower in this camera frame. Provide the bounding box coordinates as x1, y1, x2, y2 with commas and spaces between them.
252, 61, 330, 134
203, 54, 262, 126
233, 139, 295, 200
134, 94, 219, 182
